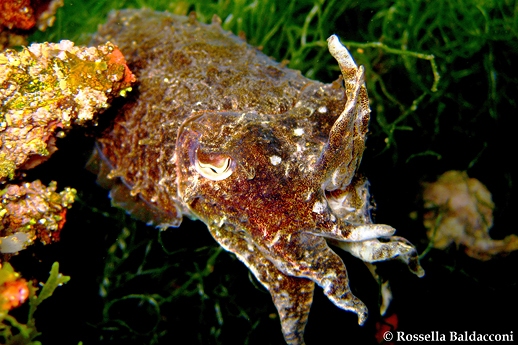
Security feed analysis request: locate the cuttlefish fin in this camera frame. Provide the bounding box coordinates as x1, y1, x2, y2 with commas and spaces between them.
87, 144, 183, 229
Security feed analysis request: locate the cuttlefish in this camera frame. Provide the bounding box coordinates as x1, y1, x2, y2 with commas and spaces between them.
89, 9, 423, 344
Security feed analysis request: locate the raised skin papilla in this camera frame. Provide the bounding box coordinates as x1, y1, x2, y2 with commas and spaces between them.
90, 9, 424, 345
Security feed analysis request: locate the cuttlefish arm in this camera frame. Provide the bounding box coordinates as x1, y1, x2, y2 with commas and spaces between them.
310, 36, 424, 274
209, 225, 315, 345
314, 35, 371, 191
215, 228, 369, 342
311, 214, 396, 242
330, 237, 425, 278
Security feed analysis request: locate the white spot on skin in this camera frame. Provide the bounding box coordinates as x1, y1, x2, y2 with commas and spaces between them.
269, 155, 282, 165
269, 230, 283, 248
293, 128, 304, 136
318, 106, 327, 113
312, 199, 327, 214
284, 164, 290, 177
215, 216, 226, 227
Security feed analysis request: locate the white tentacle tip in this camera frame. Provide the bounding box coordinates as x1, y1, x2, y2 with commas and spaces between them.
327, 34, 357, 69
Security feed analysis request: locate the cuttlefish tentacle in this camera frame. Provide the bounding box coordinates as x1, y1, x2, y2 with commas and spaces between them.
208, 225, 315, 345
330, 237, 425, 278
315, 35, 370, 191
266, 233, 368, 326
334, 238, 414, 262
386, 236, 425, 277
309, 215, 396, 242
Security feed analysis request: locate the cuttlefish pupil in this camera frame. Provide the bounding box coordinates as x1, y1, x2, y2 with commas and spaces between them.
194, 148, 233, 181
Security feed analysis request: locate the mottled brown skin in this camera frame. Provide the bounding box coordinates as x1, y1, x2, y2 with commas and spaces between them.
90, 9, 423, 345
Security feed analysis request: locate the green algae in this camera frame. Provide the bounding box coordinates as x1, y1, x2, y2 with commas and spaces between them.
0, 262, 70, 345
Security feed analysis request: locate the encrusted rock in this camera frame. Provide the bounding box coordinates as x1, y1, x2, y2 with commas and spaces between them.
0, 179, 76, 256
0, 40, 136, 182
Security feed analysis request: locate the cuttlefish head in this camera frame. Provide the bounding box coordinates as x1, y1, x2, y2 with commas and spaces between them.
175, 35, 371, 240
174, 36, 423, 341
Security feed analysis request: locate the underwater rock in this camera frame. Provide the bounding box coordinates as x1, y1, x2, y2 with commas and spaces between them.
423, 170, 518, 260
0, 39, 136, 182
0, 180, 76, 257
0, 0, 64, 50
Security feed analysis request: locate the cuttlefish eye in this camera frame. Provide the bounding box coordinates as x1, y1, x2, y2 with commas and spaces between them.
194, 148, 233, 181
